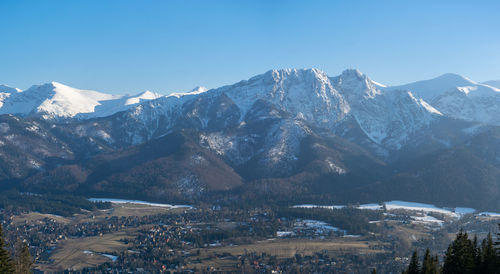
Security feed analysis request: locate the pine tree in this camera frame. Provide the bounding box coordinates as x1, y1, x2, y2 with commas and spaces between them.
407, 250, 420, 274
14, 240, 33, 274
480, 233, 498, 273
442, 230, 476, 274
432, 255, 440, 274
473, 234, 482, 273
422, 248, 439, 274
494, 225, 500, 272
422, 248, 432, 273
0, 224, 15, 273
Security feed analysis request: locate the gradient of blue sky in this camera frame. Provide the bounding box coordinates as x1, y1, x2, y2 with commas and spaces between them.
1, 0, 499, 94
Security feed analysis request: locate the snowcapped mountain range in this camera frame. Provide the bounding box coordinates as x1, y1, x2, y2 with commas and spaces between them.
2, 68, 500, 209
3, 69, 498, 128
65, 68, 495, 152
2, 69, 500, 152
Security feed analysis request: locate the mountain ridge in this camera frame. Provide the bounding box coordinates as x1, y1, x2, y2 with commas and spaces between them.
2, 68, 500, 210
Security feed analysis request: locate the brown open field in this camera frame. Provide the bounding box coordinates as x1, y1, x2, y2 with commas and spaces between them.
207, 238, 385, 258
187, 238, 389, 271
11, 212, 72, 225
35, 228, 137, 272
11, 202, 187, 226
71, 203, 187, 223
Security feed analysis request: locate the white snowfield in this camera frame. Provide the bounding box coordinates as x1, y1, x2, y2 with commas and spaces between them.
88, 198, 193, 209
0, 82, 164, 119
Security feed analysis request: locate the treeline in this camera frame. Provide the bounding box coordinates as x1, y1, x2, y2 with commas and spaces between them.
275, 206, 382, 235
0, 190, 111, 216
403, 228, 500, 274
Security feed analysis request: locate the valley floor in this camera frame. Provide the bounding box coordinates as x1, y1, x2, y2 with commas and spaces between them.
1, 199, 499, 273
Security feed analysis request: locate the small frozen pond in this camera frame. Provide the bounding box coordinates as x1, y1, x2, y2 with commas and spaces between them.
89, 198, 193, 209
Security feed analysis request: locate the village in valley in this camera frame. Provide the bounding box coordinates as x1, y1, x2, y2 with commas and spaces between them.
1, 198, 499, 273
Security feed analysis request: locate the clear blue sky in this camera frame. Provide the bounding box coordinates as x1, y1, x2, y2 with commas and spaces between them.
1, 0, 499, 95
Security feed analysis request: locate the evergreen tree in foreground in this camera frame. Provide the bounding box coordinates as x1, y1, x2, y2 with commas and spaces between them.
14, 240, 33, 274
0, 224, 15, 273
406, 229, 500, 274
404, 249, 439, 274
442, 230, 476, 274
406, 250, 421, 274
480, 233, 498, 273
421, 248, 439, 274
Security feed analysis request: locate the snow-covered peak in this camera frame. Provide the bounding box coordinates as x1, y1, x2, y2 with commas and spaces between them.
388, 73, 477, 100
331, 69, 382, 99
218, 68, 350, 126
167, 86, 209, 99
124, 90, 162, 106
0, 85, 21, 108
433, 73, 476, 85
190, 86, 208, 93
27, 82, 119, 118
267, 68, 331, 83
0, 84, 21, 93
0, 82, 162, 120
330, 70, 441, 148
387, 74, 500, 125
340, 68, 364, 79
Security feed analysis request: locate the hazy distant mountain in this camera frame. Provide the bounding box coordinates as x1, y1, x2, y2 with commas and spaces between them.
482, 80, 500, 89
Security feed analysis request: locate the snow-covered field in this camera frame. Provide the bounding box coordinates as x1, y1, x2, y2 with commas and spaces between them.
277, 219, 343, 238
292, 204, 345, 210
360, 201, 473, 218
293, 200, 499, 227
89, 198, 192, 209
277, 231, 295, 237
294, 219, 342, 233
83, 250, 118, 262
479, 212, 500, 217
294, 200, 478, 217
